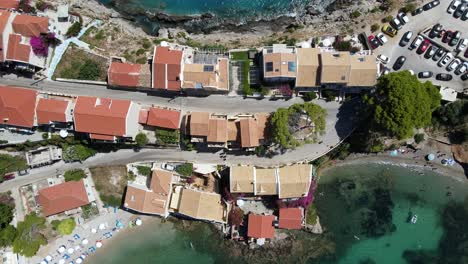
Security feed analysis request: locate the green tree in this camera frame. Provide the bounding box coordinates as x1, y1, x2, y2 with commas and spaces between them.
66, 22, 82, 38
62, 145, 96, 162
175, 163, 193, 177
77, 59, 101, 80
64, 169, 87, 182
0, 225, 17, 247
0, 154, 28, 182
135, 133, 149, 147
136, 166, 151, 177
366, 71, 441, 139
414, 133, 425, 144
303, 92, 317, 102
13, 213, 47, 257
270, 107, 298, 149
57, 218, 76, 235
0, 203, 14, 228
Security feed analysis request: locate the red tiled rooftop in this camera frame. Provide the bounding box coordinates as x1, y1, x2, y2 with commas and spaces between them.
146, 107, 181, 130
74, 96, 131, 137
0, 85, 37, 128
36, 98, 69, 125
278, 208, 303, 229
37, 180, 90, 217
0, 0, 19, 10
0, 11, 12, 62
6, 34, 30, 63
247, 214, 275, 239
108, 62, 141, 88
90, 133, 115, 141
152, 46, 182, 91
12, 14, 48, 37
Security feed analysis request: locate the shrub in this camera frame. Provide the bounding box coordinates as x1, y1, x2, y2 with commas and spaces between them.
135, 133, 149, 147
382, 16, 393, 23
57, 218, 76, 235
35, 0, 49, 11
402, 3, 416, 13
30, 37, 48, 57
77, 60, 101, 80
99, 194, 121, 207
228, 207, 245, 226
64, 169, 86, 182
350, 10, 362, 19
66, 22, 82, 38
369, 140, 384, 153
62, 145, 96, 162
414, 133, 425, 144
371, 24, 380, 32
18, 0, 35, 13
175, 163, 193, 177
41, 133, 48, 140
333, 40, 353, 51
302, 92, 317, 102
155, 129, 179, 145
136, 166, 151, 177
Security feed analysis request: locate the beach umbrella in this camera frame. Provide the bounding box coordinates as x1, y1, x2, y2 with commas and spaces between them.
40, 261, 47, 264
427, 154, 435, 161
59, 259, 65, 264
135, 219, 142, 226
46, 255, 52, 261
82, 239, 89, 245
75, 245, 80, 251
91, 228, 97, 234
80, 254, 87, 259
58, 246, 66, 253
67, 248, 74, 254
256, 238, 265, 246
96, 241, 103, 248
76, 258, 83, 264
236, 200, 245, 207
98, 223, 106, 230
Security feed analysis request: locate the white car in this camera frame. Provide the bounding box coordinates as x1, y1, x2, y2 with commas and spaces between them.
397, 12, 409, 24
410, 35, 423, 50
391, 17, 403, 30
377, 33, 388, 44
447, 58, 461, 71
378, 54, 390, 64
161, 163, 175, 171
438, 53, 453, 67
456, 38, 468, 52
455, 63, 467, 75
448, 0, 462, 13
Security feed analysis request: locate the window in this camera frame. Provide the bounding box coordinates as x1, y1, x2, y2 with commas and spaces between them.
265, 62, 273, 72
203, 65, 214, 72
288, 61, 296, 72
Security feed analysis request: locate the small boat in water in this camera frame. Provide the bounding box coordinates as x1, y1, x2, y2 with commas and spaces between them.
411, 214, 418, 224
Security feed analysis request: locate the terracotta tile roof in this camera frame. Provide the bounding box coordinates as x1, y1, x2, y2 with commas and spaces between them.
320, 52, 351, 84
90, 133, 115, 141
124, 169, 173, 216
0, 85, 37, 128
227, 120, 239, 141
278, 164, 312, 199
6, 34, 30, 63
247, 214, 275, 239
278, 208, 303, 229
240, 118, 259, 148
263, 52, 297, 78
189, 112, 210, 136
37, 180, 90, 217
230, 165, 255, 193
145, 107, 181, 130
207, 118, 227, 143
0, 11, 12, 62
108, 62, 142, 88
178, 188, 226, 223
254, 168, 278, 195
296, 48, 319, 87
348, 55, 378, 87
255, 113, 269, 140
152, 46, 182, 91
74, 96, 131, 137
36, 98, 69, 124
0, 0, 19, 9
12, 14, 48, 37
138, 109, 148, 124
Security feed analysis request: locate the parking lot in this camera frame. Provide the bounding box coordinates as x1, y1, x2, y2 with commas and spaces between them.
375, 1, 467, 93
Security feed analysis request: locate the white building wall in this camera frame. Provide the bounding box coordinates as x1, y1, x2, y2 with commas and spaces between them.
125, 102, 140, 140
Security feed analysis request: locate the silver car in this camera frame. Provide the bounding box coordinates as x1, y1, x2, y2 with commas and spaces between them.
438, 53, 453, 67
446, 58, 461, 72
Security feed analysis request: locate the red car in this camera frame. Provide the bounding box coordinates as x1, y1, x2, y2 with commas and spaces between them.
3, 173, 15, 181
368, 35, 380, 49
442, 30, 453, 43
418, 39, 431, 54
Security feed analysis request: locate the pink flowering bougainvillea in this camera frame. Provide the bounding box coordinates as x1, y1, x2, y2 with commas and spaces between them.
30, 36, 48, 57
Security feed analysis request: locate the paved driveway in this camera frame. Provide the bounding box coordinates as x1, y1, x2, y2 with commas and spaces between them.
375, 1, 467, 92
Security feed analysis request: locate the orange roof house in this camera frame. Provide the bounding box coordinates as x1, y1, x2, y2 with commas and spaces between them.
0, 0, 19, 10
124, 169, 174, 217
152, 46, 183, 91
240, 118, 259, 148
189, 112, 210, 137
73, 96, 138, 139
12, 14, 48, 37
145, 107, 181, 130
0, 11, 12, 62
108, 62, 142, 88
207, 118, 227, 143
278, 208, 303, 229
37, 180, 90, 217
36, 98, 70, 125
6, 34, 31, 63
0, 85, 37, 128
247, 214, 275, 239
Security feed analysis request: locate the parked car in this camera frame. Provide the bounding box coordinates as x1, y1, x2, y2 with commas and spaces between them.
382, 24, 398, 37
461, 72, 468, 81
411, 7, 424, 16
448, 0, 462, 14
377, 54, 390, 64
393, 56, 407, 70
377, 33, 389, 45
410, 35, 424, 50
161, 163, 175, 171
433, 49, 446, 61
429, 24, 442, 38
442, 30, 453, 43
391, 17, 403, 30
423, 2, 435, 10
424, 45, 438, 59
431, 0, 440, 7
368, 35, 380, 49
465, 47, 468, 58
455, 63, 467, 75
438, 53, 453, 67
438, 29, 446, 39
400, 31, 413, 46
3, 173, 15, 181
418, 39, 431, 54
462, 8, 468, 20
454, 3, 467, 18
436, 73, 453, 81
446, 58, 461, 71
456, 38, 468, 52
449, 31, 461, 46
397, 12, 409, 24
418, 71, 433, 78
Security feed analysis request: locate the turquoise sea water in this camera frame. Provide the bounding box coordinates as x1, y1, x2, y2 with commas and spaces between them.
87, 164, 468, 264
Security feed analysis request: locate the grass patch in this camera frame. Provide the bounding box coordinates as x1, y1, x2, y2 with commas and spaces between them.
80, 27, 106, 49
63, 169, 86, 182
90, 166, 127, 207
136, 166, 151, 177
306, 203, 318, 225
230, 51, 251, 95
0, 154, 27, 182
53, 46, 108, 81
175, 163, 193, 177
155, 129, 180, 145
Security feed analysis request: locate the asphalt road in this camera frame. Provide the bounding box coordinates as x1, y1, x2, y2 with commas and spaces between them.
376, 1, 467, 92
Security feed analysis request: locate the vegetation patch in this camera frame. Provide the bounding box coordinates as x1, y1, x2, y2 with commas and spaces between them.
13, 213, 47, 257
0, 154, 28, 182
51, 218, 76, 235
63, 145, 96, 162
90, 166, 128, 207
53, 46, 108, 81
155, 129, 180, 145
175, 163, 193, 177
64, 169, 87, 182
136, 166, 152, 177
